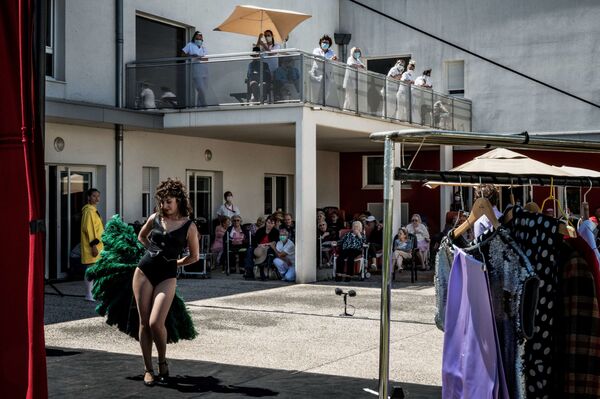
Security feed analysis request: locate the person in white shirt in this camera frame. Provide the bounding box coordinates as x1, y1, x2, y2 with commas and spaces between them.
342, 46, 366, 110
140, 83, 156, 109
385, 59, 406, 120
400, 59, 417, 121
414, 68, 433, 124
181, 31, 208, 107
309, 34, 340, 107
216, 191, 240, 219
273, 228, 295, 281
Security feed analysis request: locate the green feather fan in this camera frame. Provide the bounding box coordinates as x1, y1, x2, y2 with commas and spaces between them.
86, 215, 197, 343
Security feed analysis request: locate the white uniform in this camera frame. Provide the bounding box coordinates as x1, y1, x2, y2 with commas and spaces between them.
140, 87, 156, 109
273, 239, 296, 281
261, 42, 282, 75
309, 47, 340, 107
413, 74, 433, 124
182, 42, 209, 106
342, 56, 365, 110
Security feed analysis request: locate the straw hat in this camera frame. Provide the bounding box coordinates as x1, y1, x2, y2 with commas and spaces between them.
254, 246, 268, 265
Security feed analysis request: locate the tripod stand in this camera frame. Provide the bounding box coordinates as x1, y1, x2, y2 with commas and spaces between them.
335, 288, 356, 316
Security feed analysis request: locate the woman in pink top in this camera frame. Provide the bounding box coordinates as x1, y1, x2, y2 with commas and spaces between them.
212, 216, 230, 269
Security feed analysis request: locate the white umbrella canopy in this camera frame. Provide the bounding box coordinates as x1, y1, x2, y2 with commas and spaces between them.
425, 148, 571, 187
555, 165, 600, 178
214, 5, 311, 43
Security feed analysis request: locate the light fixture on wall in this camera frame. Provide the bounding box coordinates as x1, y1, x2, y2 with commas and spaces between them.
53, 137, 65, 152
204, 149, 213, 161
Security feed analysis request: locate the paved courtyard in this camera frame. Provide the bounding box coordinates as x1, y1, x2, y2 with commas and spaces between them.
44, 271, 443, 398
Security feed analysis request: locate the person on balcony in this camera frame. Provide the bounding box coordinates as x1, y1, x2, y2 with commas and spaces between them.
399, 59, 416, 121
140, 82, 156, 110
274, 56, 300, 101
182, 31, 208, 107
342, 47, 366, 111
256, 29, 282, 78
247, 46, 272, 103
414, 69, 433, 124
309, 34, 340, 107
385, 59, 405, 120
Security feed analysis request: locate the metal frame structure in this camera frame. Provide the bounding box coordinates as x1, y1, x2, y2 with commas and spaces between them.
369, 128, 600, 399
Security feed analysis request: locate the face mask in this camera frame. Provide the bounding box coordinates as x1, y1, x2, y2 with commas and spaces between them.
321, 42, 329, 50
280, 236, 287, 242
353, 52, 361, 59
226, 196, 233, 202
265, 35, 273, 42
195, 39, 203, 47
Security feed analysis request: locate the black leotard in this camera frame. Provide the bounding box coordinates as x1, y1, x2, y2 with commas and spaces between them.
138, 216, 192, 286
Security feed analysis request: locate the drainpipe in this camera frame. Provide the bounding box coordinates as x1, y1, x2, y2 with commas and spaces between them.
115, 0, 124, 216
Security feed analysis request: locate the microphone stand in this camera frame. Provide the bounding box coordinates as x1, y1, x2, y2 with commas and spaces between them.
341, 292, 352, 317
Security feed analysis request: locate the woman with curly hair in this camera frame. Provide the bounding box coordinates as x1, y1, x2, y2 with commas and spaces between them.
133, 178, 200, 386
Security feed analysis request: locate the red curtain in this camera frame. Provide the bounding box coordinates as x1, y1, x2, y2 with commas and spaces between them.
0, 0, 48, 397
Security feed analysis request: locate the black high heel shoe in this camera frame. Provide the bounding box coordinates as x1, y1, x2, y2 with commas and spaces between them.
158, 360, 169, 383
143, 369, 155, 387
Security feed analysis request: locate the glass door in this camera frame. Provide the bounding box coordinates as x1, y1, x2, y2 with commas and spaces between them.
47, 165, 96, 279
187, 171, 213, 222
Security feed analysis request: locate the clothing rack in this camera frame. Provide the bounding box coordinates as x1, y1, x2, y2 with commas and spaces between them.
369, 128, 600, 399
395, 168, 600, 187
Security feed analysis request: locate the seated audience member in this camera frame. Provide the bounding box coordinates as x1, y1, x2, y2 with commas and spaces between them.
250, 216, 265, 236
247, 46, 272, 102
363, 215, 377, 240
274, 56, 300, 101
245, 215, 279, 280
273, 214, 283, 230
328, 211, 345, 232
317, 210, 326, 225
159, 86, 178, 108
226, 215, 246, 273
140, 83, 156, 109
406, 213, 430, 270
336, 221, 366, 282
317, 221, 338, 266
282, 213, 296, 241
368, 220, 384, 270
273, 229, 295, 282
392, 227, 413, 280
211, 216, 230, 269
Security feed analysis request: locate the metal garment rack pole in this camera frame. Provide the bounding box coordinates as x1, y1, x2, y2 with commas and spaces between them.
395, 168, 600, 187
373, 129, 600, 399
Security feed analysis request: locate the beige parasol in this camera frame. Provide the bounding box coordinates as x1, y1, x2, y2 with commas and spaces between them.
554, 165, 600, 178
425, 148, 571, 187
214, 5, 311, 43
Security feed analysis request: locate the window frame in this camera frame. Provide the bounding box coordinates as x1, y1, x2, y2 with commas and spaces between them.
362, 155, 384, 189
45, 0, 54, 77
445, 60, 465, 97
141, 167, 159, 218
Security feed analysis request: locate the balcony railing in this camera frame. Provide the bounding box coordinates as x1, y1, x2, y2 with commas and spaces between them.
126, 49, 472, 131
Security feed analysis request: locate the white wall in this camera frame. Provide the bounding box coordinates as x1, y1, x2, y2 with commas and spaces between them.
45, 123, 116, 217
124, 130, 298, 223
339, 0, 600, 133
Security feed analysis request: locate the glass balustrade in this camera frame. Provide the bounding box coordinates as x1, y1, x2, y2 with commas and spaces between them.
126, 50, 472, 130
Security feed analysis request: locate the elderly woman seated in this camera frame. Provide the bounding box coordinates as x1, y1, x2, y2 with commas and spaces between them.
335, 221, 366, 282
406, 213, 430, 270
225, 215, 246, 274
317, 221, 338, 267
391, 227, 413, 280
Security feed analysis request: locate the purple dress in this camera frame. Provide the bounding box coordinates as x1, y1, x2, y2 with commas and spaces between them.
442, 248, 509, 399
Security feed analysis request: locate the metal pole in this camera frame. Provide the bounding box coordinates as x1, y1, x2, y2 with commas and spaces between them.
408, 85, 412, 124
300, 55, 305, 102
322, 61, 326, 105
383, 77, 388, 119
378, 137, 395, 398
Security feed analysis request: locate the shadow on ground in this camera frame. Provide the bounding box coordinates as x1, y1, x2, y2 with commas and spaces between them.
47, 347, 441, 398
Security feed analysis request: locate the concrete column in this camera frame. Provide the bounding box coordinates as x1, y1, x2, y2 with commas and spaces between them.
439, 145, 453, 227
392, 145, 403, 232
295, 113, 317, 283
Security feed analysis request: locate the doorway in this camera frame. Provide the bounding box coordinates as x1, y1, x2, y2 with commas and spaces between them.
46, 165, 98, 280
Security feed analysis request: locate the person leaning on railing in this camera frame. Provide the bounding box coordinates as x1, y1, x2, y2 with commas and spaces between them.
181, 31, 208, 107
309, 34, 340, 107
342, 46, 366, 110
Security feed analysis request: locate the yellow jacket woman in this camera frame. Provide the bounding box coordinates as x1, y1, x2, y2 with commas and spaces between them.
81, 189, 104, 265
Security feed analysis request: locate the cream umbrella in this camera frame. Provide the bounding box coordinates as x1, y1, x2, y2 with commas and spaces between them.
555, 165, 600, 177
425, 148, 571, 187
214, 5, 311, 43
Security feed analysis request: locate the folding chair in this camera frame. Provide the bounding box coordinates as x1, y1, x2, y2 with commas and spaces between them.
180, 235, 212, 278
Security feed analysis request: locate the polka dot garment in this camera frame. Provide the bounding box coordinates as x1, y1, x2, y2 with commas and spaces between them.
508, 206, 563, 399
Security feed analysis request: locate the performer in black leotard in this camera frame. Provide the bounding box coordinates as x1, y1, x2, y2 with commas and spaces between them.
133, 178, 199, 386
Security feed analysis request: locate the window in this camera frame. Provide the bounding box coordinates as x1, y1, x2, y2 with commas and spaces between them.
362, 155, 384, 189
142, 167, 159, 217
446, 60, 464, 96
187, 171, 212, 221
45, 0, 54, 77
365, 55, 412, 75
264, 175, 288, 214
136, 15, 186, 60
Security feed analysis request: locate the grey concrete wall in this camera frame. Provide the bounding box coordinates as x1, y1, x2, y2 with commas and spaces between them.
340, 0, 600, 133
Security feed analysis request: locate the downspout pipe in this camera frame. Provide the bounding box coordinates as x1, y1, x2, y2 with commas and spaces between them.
115, 0, 124, 216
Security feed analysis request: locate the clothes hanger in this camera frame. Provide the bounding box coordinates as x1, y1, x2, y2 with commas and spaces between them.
453, 176, 466, 228
509, 178, 515, 206
524, 179, 540, 213
539, 178, 576, 237
451, 197, 500, 239
581, 177, 592, 221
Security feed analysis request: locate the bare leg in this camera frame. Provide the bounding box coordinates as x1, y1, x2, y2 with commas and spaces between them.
149, 277, 177, 372
132, 268, 155, 376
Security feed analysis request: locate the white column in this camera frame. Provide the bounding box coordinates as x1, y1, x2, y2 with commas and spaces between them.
392, 145, 403, 233
439, 145, 454, 227
294, 113, 317, 283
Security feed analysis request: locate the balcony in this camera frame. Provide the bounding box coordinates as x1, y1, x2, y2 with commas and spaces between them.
126, 49, 471, 131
